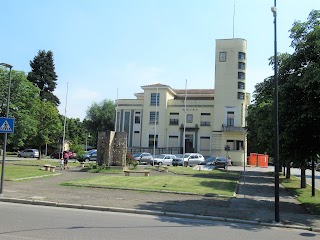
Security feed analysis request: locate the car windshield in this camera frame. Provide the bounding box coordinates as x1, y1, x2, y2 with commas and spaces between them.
206, 157, 216, 162
184, 154, 191, 158
132, 153, 141, 157
175, 154, 183, 158
155, 154, 166, 159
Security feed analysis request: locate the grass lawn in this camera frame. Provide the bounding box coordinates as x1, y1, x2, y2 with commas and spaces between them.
0, 165, 56, 181
62, 167, 240, 197
280, 175, 320, 215
7, 159, 80, 167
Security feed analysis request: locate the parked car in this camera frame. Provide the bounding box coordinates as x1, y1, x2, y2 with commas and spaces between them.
316, 163, 320, 172
151, 154, 176, 166
18, 149, 39, 158
132, 152, 153, 164
77, 149, 97, 162
199, 156, 216, 165
172, 153, 205, 167
211, 157, 228, 169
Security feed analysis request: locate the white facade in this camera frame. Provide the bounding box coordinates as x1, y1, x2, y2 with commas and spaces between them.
115, 38, 250, 166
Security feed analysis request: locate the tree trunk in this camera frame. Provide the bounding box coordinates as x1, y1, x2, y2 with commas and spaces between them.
300, 166, 306, 188
38, 145, 42, 160
286, 161, 291, 179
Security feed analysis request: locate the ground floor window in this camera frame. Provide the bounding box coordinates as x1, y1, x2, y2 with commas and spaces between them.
149, 134, 158, 147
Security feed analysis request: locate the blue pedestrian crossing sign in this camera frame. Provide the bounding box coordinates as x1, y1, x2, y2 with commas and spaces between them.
0, 117, 15, 133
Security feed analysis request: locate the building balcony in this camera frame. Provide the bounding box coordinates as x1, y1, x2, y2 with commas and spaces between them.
222, 124, 246, 132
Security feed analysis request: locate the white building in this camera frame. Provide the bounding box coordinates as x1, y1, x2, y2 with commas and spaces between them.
115, 38, 250, 166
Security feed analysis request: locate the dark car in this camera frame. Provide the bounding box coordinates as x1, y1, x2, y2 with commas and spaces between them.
199, 156, 216, 165
212, 157, 228, 169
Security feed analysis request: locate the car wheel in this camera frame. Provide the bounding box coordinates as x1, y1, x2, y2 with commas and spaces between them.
159, 162, 163, 166
30, 155, 34, 158
18, 154, 21, 157
85, 158, 89, 162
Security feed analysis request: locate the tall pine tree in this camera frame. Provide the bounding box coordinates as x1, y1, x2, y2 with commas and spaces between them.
27, 50, 60, 106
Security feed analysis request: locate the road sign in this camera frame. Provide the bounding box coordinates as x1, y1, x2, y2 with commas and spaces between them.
0, 117, 15, 133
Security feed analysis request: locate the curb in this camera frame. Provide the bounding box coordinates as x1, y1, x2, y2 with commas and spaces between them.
0, 197, 319, 233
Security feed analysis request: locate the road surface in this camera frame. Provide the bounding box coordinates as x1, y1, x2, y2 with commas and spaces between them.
0, 202, 318, 240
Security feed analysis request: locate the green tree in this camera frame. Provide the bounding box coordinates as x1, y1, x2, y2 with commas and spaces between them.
0, 68, 40, 150
27, 50, 60, 106
84, 99, 116, 146
278, 10, 320, 187
29, 101, 62, 158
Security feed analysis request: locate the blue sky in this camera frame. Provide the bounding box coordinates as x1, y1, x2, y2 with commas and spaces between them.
0, 0, 318, 120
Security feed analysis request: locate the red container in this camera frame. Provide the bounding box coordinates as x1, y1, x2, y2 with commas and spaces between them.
258, 154, 268, 168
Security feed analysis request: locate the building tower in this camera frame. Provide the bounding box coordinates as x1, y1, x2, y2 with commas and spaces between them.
212, 38, 249, 166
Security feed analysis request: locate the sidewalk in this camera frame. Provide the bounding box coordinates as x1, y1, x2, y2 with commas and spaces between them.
1, 165, 320, 230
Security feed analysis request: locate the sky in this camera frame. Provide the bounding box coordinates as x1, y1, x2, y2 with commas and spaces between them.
0, 0, 318, 120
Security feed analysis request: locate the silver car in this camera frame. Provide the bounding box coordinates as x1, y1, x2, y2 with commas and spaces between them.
151, 154, 176, 166
132, 152, 153, 164
18, 149, 39, 158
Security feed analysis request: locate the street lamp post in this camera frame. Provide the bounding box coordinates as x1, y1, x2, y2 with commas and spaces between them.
0, 62, 13, 197
271, 1, 280, 223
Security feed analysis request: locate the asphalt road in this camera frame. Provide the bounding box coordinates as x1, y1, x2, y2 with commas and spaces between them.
0, 202, 318, 240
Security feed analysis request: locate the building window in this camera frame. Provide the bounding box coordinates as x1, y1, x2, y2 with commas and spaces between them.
134, 112, 141, 124
150, 93, 160, 106
169, 113, 179, 125
227, 140, 234, 150
238, 52, 246, 60
149, 134, 158, 147
124, 112, 130, 133
236, 140, 244, 150
227, 111, 234, 126
238, 72, 245, 80
200, 113, 210, 126
237, 92, 245, 100
149, 111, 159, 124
187, 114, 193, 123
219, 52, 227, 62
200, 137, 210, 151
238, 82, 245, 89
238, 62, 245, 69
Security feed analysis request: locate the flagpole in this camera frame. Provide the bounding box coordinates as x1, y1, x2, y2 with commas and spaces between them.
115, 88, 119, 132
62, 82, 68, 154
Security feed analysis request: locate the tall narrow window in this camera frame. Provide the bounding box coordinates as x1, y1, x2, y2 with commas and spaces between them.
150, 93, 160, 106
149, 134, 158, 147
134, 111, 141, 124
149, 111, 159, 124
227, 111, 234, 126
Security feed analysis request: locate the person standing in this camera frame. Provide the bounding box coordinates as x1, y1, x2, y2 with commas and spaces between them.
63, 151, 69, 169
59, 155, 64, 170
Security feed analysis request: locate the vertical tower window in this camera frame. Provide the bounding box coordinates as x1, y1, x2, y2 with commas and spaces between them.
151, 93, 160, 106
238, 52, 246, 60
238, 82, 245, 89
150, 111, 159, 124
238, 62, 245, 69
238, 72, 245, 80
237, 92, 245, 100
